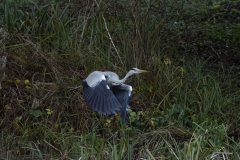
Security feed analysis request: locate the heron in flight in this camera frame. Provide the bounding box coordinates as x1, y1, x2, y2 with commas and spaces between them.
82, 68, 147, 122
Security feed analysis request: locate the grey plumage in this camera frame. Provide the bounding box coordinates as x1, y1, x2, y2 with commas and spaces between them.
82, 68, 147, 122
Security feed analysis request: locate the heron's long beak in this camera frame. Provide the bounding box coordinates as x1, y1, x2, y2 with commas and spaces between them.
138, 69, 148, 73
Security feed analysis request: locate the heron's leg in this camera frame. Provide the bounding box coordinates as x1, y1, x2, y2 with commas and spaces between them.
117, 84, 132, 111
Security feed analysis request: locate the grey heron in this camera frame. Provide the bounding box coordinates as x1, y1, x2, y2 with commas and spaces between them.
82, 68, 147, 122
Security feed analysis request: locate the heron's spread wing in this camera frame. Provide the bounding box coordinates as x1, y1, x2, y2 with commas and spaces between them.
110, 84, 132, 122
82, 72, 122, 115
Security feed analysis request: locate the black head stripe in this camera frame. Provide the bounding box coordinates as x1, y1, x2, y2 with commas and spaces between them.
131, 68, 137, 71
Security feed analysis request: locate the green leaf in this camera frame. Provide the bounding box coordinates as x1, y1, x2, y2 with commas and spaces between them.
29, 108, 42, 118
130, 112, 136, 116
46, 108, 53, 115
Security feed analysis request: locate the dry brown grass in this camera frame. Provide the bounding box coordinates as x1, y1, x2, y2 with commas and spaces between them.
0, 34, 93, 134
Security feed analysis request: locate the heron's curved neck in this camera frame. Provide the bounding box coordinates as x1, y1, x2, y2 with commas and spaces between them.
111, 71, 133, 85
121, 72, 132, 83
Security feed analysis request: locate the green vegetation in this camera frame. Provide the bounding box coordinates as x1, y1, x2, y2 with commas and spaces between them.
1, 0, 240, 159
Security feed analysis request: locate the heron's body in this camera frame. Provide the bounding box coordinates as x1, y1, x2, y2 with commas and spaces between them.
82, 68, 147, 122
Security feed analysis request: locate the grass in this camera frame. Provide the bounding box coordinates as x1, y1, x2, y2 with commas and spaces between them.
1, 0, 240, 159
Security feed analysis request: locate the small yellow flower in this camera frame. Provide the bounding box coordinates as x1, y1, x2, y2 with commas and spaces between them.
24, 79, 29, 84
46, 108, 53, 115
15, 116, 22, 122
150, 118, 156, 127
16, 147, 20, 154
132, 88, 136, 94
69, 127, 74, 132
164, 58, 172, 65
115, 114, 120, 121
150, 120, 154, 127
5, 105, 11, 110
55, 123, 59, 129
148, 87, 152, 93
104, 119, 111, 127
15, 79, 21, 83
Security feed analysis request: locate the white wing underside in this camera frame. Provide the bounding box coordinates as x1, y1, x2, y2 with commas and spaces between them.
85, 71, 106, 87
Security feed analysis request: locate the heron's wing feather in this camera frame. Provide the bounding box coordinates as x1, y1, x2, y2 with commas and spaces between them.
111, 84, 132, 122
82, 74, 122, 115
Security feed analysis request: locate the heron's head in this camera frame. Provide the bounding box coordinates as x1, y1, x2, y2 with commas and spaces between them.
129, 68, 148, 75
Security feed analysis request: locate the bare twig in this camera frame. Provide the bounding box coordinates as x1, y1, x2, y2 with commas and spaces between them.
210, 46, 220, 58
94, 0, 123, 65
44, 140, 63, 155
68, 85, 81, 91
0, 56, 7, 89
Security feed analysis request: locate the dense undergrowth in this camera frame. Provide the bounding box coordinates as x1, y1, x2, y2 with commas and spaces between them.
1, 0, 240, 159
